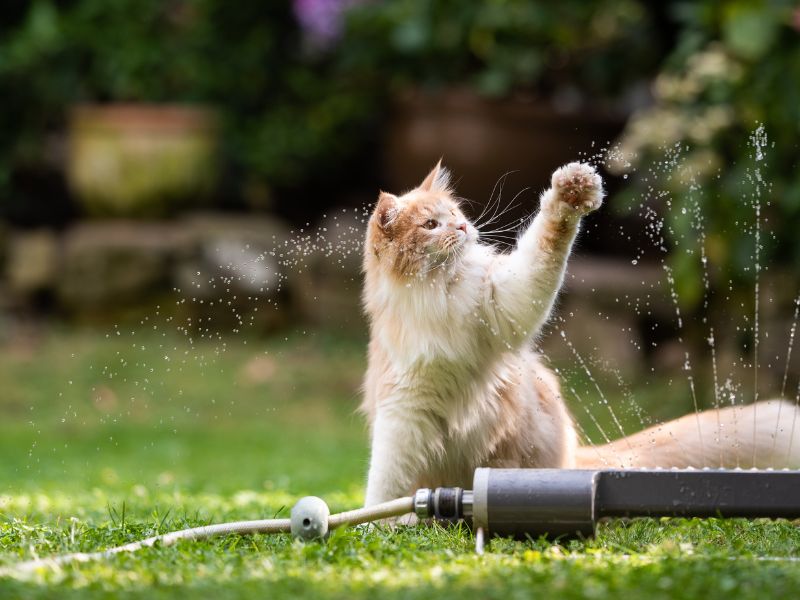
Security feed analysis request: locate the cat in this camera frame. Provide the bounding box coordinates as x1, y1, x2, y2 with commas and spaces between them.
360, 161, 800, 506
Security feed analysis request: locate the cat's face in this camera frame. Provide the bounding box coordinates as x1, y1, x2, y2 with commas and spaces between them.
365, 162, 478, 279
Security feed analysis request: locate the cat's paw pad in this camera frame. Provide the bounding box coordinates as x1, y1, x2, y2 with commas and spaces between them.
550, 162, 604, 215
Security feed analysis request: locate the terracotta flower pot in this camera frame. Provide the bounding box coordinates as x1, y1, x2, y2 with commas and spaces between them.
67, 104, 219, 218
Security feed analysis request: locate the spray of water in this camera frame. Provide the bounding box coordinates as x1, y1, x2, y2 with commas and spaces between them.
749, 124, 767, 465
33, 125, 800, 477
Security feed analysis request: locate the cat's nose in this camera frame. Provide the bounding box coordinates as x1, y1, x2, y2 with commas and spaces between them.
455, 222, 467, 234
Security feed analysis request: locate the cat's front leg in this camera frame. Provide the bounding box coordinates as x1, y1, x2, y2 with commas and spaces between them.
364, 410, 428, 506
485, 162, 604, 346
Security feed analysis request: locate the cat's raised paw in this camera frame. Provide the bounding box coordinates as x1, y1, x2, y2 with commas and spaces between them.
550, 162, 604, 216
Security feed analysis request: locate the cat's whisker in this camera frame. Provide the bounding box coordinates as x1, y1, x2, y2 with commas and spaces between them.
476, 198, 517, 226
479, 238, 515, 248
475, 195, 527, 232
477, 208, 520, 232
456, 196, 481, 211
480, 228, 521, 239
480, 231, 516, 239
471, 193, 497, 226
474, 196, 505, 230
479, 222, 529, 241
436, 243, 466, 274
474, 174, 515, 228
473, 171, 517, 225
479, 231, 517, 241
480, 223, 524, 235
477, 186, 531, 230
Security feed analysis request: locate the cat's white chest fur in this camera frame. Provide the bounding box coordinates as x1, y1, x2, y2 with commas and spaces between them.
373, 249, 490, 369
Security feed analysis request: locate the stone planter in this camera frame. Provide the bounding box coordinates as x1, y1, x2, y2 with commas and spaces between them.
289, 209, 366, 333
57, 221, 179, 312
67, 104, 219, 218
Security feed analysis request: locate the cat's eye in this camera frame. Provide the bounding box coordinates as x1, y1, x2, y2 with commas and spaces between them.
422, 219, 439, 230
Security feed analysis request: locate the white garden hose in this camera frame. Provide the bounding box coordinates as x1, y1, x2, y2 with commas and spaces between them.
3, 496, 414, 575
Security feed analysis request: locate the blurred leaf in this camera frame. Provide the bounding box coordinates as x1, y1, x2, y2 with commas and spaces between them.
26, 0, 60, 47
392, 19, 429, 52
343, 0, 660, 99
616, 1, 800, 313
474, 68, 513, 97
722, 5, 780, 60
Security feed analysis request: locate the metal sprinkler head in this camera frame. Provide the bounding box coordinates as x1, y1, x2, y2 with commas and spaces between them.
290, 496, 330, 540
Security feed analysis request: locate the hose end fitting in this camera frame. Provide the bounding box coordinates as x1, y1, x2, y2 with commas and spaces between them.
414, 488, 433, 519
413, 487, 465, 521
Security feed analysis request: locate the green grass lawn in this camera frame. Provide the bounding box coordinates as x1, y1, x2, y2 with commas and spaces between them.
2, 326, 800, 599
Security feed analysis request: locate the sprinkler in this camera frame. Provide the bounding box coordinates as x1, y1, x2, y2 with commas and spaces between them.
6, 468, 800, 573
429, 468, 800, 548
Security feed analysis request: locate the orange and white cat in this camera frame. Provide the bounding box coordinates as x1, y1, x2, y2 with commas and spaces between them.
360, 161, 800, 506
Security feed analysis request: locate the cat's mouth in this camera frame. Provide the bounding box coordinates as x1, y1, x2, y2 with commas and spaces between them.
439, 230, 468, 254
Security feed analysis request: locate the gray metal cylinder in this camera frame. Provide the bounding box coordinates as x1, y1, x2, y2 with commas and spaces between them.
472, 468, 597, 538
594, 469, 800, 519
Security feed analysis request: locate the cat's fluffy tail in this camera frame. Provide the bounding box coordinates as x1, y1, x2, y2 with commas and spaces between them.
574, 400, 800, 469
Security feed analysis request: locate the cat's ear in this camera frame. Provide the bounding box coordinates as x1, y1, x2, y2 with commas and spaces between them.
375, 192, 399, 232
419, 159, 451, 193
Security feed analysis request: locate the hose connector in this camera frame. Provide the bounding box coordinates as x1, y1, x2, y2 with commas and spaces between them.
414, 488, 432, 519
413, 487, 465, 521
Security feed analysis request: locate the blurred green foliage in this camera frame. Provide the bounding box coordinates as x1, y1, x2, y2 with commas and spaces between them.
0, 0, 669, 217
615, 1, 800, 307
342, 0, 661, 99
0, 0, 376, 206
2, 0, 797, 296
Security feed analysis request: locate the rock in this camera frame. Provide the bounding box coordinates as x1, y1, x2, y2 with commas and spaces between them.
172, 212, 293, 331
5, 229, 60, 297
289, 207, 367, 332
52, 213, 294, 327
57, 221, 177, 312
174, 213, 290, 295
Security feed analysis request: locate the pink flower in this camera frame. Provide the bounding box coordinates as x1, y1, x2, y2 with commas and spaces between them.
293, 0, 365, 49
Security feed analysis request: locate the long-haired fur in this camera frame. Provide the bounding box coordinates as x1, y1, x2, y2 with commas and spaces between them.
360, 161, 800, 506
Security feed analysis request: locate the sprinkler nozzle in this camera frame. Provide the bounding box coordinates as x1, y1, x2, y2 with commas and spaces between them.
290, 496, 330, 540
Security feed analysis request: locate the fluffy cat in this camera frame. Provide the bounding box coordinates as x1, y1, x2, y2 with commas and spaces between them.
360, 161, 800, 506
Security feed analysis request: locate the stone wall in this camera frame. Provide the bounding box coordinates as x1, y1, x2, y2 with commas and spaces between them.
1, 215, 798, 390
2, 214, 294, 328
